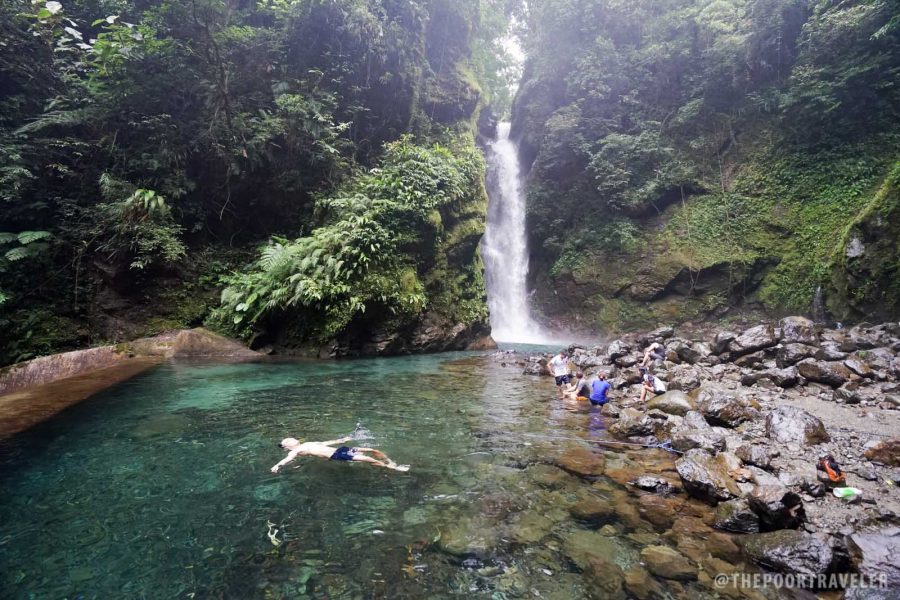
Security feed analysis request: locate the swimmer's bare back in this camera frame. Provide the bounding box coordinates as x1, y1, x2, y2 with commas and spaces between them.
271, 436, 409, 473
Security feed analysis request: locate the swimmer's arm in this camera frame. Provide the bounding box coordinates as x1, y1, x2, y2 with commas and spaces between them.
321, 436, 354, 446
271, 449, 300, 473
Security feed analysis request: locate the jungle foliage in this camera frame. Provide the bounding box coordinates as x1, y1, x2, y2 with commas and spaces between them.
0, 0, 513, 363
513, 0, 900, 324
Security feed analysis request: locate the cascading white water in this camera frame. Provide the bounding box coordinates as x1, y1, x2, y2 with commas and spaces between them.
481, 122, 549, 343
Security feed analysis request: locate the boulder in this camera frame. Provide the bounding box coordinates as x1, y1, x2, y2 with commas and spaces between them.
630, 475, 679, 495
607, 340, 631, 360
563, 530, 639, 571
779, 316, 818, 345
647, 390, 697, 416
670, 411, 728, 453
666, 364, 703, 392
623, 567, 667, 600
692, 384, 759, 427
844, 358, 874, 378
816, 342, 848, 361
609, 408, 654, 438
713, 331, 737, 355
765, 406, 829, 445
863, 439, 900, 466
776, 343, 817, 368
730, 324, 778, 358
675, 449, 742, 504
640, 545, 696, 581
747, 485, 805, 531
742, 530, 833, 575
735, 444, 773, 470
846, 527, 900, 588
714, 498, 760, 533
796, 360, 852, 388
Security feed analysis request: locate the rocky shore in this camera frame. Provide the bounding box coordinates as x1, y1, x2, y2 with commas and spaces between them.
494, 317, 900, 597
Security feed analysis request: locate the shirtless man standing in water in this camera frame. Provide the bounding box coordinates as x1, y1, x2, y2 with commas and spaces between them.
271, 436, 409, 473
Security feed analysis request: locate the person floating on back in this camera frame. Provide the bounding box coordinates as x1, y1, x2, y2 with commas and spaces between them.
638, 366, 667, 402
641, 342, 666, 367
271, 436, 409, 473
589, 372, 611, 406
548, 350, 571, 397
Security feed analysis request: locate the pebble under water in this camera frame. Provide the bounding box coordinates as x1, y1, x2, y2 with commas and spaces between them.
0, 353, 770, 598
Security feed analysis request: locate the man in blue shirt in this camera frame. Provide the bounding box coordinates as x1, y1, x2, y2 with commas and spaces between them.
589, 372, 611, 406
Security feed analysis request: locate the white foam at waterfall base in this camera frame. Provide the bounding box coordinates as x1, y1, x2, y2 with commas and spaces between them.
482, 123, 558, 344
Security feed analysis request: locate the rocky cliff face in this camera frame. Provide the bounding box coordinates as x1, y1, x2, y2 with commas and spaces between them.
509, 0, 900, 334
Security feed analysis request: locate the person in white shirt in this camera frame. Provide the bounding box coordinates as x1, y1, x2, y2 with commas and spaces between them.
638, 366, 667, 402
548, 350, 571, 397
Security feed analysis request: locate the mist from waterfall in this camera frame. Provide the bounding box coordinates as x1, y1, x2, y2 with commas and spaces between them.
481, 123, 552, 344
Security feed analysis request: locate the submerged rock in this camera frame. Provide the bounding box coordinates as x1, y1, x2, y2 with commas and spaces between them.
640, 545, 697, 581
742, 530, 833, 575
553, 446, 606, 477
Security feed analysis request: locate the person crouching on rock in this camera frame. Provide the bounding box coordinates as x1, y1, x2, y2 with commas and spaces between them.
548, 350, 571, 397
641, 342, 666, 367
589, 372, 611, 406
271, 436, 409, 473
638, 367, 667, 403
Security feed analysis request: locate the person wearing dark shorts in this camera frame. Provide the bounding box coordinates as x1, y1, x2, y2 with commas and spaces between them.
271, 436, 409, 472
549, 350, 571, 396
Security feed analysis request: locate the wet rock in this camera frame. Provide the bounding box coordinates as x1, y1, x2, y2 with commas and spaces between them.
563, 530, 638, 571
600, 402, 622, 417
765, 406, 830, 445
609, 408, 653, 438
742, 530, 833, 575
776, 343, 817, 368
630, 475, 679, 495
742, 366, 799, 388
675, 449, 742, 504
437, 518, 497, 558
692, 384, 759, 427
730, 324, 778, 358
583, 556, 626, 600
714, 498, 760, 533
647, 390, 697, 416
638, 495, 680, 530
623, 566, 667, 600
523, 358, 550, 376
553, 446, 606, 477
647, 326, 675, 341
527, 464, 578, 489
846, 527, 900, 588
640, 545, 697, 581
509, 511, 554, 544
747, 485, 805, 531
817, 341, 849, 361
735, 444, 773, 469
569, 497, 617, 525
779, 316, 818, 345
863, 439, 900, 466
796, 360, 852, 387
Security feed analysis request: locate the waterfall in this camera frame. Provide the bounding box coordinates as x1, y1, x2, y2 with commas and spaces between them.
812, 285, 826, 324
481, 123, 549, 343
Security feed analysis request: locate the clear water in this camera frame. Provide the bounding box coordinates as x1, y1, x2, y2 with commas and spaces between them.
0, 354, 740, 598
